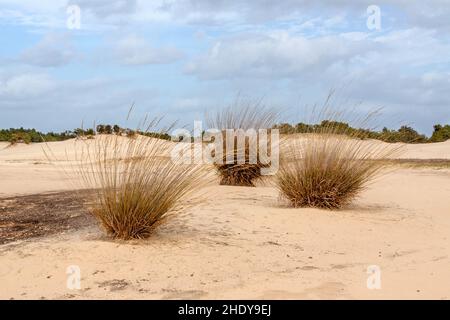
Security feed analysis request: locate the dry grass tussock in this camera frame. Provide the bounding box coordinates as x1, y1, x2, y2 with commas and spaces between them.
276, 106, 403, 209
206, 99, 278, 186
49, 120, 211, 240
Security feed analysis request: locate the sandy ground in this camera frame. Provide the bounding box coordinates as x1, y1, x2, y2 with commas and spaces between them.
0, 138, 449, 299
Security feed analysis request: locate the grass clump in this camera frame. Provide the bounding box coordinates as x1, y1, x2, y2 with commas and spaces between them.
72, 120, 209, 240
276, 106, 401, 209
207, 99, 278, 187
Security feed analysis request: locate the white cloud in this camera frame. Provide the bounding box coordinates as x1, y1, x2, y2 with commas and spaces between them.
67, 0, 137, 17
2, 0, 450, 32
0, 71, 165, 131
113, 35, 183, 65
185, 31, 372, 79
139, 0, 450, 31
183, 25, 450, 133
1, 0, 449, 134
0, 73, 55, 98
0, 0, 66, 28
20, 33, 77, 67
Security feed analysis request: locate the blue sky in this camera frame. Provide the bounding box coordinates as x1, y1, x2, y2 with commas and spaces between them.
1, 0, 449, 135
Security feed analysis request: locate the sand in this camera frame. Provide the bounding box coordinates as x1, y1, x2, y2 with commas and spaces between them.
0, 138, 449, 299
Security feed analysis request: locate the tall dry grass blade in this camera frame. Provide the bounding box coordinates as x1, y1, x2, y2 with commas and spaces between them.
45, 117, 211, 240
75, 131, 210, 239
206, 99, 279, 186
277, 103, 403, 209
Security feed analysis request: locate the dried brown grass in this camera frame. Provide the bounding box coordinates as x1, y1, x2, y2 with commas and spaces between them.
207, 99, 278, 187
67, 120, 210, 240
276, 103, 402, 209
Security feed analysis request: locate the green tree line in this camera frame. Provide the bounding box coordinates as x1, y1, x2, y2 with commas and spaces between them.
0, 128, 77, 144
274, 121, 450, 143
1, 122, 449, 145
0, 124, 172, 145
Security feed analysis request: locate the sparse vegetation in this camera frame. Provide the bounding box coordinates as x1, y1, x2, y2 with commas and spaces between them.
276, 116, 401, 209
274, 122, 446, 143
0, 128, 76, 144
72, 120, 210, 240
0, 125, 172, 146
2, 122, 448, 146
430, 124, 450, 142
206, 101, 278, 186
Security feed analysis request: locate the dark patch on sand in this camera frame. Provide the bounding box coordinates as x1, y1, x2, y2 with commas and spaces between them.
0, 190, 95, 245
97, 279, 130, 291
384, 158, 450, 169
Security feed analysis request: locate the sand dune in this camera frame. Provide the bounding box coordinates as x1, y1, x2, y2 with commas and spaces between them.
1, 137, 449, 197
281, 134, 450, 160
0, 138, 449, 299
0, 136, 174, 196
400, 140, 450, 159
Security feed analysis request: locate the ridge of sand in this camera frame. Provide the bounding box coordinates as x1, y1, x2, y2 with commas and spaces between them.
0, 136, 174, 196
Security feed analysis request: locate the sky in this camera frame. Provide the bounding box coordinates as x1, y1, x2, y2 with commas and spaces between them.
0, 0, 449, 135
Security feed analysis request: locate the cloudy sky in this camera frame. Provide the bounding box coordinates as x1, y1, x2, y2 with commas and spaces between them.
1, 0, 449, 134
